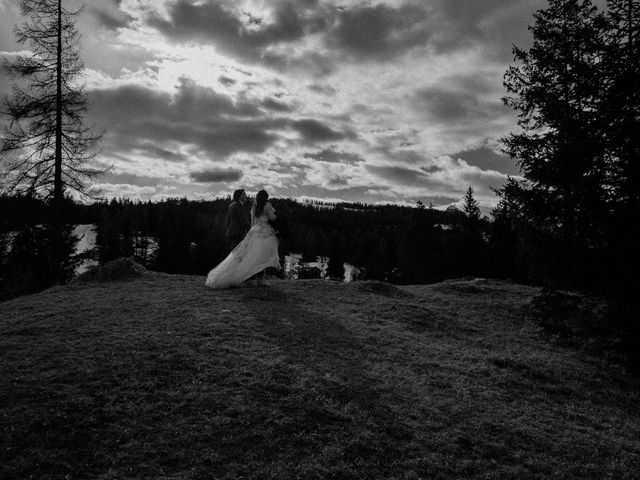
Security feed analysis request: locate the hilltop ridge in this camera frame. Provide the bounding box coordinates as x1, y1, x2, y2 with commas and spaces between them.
1, 271, 639, 479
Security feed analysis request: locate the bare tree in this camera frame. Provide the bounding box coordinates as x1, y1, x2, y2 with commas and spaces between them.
1, 0, 102, 210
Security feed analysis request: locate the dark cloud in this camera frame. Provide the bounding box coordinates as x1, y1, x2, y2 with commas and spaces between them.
101, 172, 168, 187
427, 0, 548, 58
304, 148, 364, 165
452, 146, 521, 175
323, 0, 547, 62
88, 79, 279, 158
87, 78, 358, 161
327, 176, 349, 187
440, 72, 501, 96
90, 77, 260, 123
261, 97, 295, 112
327, 3, 431, 60
140, 0, 545, 68
147, 0, 327, 64
90, 9, 130, 30
218, 75, 236, 86
144, 146, 186, 162
190, 168, 243, 183
125, 118, 279, 157
307, 83, 337, 96
415, 86, 508, 124
292, 119, 352, 142
417, 88, 480, 122
88, 1, 133, 30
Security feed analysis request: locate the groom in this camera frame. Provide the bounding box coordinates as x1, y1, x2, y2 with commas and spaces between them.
226, 188, 250, 253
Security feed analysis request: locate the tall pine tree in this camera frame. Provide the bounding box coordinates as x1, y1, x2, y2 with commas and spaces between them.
0, 0, 102, 281
501, 0, 608, 283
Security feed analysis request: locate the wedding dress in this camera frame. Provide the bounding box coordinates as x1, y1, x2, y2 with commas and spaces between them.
205, 202, 281, 289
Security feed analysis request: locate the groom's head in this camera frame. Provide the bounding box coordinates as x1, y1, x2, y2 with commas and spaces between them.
233, 189, 246, 203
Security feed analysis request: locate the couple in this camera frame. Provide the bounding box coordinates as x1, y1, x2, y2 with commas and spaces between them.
205, 189, 280, 289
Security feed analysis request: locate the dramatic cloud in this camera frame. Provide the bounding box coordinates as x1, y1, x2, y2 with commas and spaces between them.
304, 148, 364, 165
327, 3, 431, 60
366, 165, 444, 189
0, 0, 558, 207
89, 3, 132, 30
190, 168, 243, 183
87, 79, 279, 158
292, 119, 353, 143
146, 0, 325, 64
415, 86, 507, 124
261, 97, 295, 112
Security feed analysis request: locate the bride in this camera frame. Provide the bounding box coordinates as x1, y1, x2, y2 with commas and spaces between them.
205, 190, 281, 288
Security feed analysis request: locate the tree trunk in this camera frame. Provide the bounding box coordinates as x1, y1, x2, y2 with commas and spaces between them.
53, 0, 63, 279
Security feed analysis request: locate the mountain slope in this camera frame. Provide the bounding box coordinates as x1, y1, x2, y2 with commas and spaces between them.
1, 273, 639, 479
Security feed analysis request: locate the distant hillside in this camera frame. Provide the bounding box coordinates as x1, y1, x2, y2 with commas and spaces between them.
1, 270, 639, 479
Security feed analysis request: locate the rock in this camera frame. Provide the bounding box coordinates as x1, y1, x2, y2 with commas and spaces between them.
73, 257, 148, 283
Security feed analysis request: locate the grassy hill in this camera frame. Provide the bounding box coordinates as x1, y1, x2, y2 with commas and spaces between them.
1, 270, 639, 479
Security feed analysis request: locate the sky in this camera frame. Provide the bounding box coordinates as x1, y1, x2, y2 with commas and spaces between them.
0, 0, 549, 209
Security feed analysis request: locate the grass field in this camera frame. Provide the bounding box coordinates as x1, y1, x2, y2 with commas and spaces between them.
1, 272, 639, 479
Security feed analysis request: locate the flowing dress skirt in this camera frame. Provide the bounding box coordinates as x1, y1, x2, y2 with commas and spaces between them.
205, 223, 280, 289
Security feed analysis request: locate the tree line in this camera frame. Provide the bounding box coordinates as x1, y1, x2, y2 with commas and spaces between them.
0, 188, 495, 299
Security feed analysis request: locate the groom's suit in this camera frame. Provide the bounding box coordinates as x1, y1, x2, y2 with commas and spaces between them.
226, 200, 250, 253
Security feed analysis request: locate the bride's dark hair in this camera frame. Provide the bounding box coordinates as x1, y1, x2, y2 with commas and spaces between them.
254, 189, 269, 217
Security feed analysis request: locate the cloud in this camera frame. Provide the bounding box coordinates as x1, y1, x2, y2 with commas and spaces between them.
134, 144, 188, 163
451, 146, 521, 176
88, 78, 281, 158
218, 75, 236, 86
307, 83, 337, 96
366, 165, 442, 188
89, 5, 132, 30
414, 86, 509, 125
92, 182, 177, 199
190, 168, 243, 183
146, 0, 326, 64
303, 147, 364, 165
326, 3, 431, 60
0, 0, 551, 207
261, 97, 294, 112
292, 119, 352, 142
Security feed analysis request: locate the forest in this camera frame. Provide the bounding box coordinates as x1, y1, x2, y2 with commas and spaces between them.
0, 189, 498, 298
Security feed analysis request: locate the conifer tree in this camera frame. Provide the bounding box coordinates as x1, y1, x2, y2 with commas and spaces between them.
463, 186, 481, 222
604, 0, 640, 222
502, 0, 607, 239
0, 0, 102, 280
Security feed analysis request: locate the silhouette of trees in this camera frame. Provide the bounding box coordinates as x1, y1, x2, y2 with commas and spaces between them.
463, 187, 480, 222
500, 0, 640, 369
0, 223, 80, 301
0, 193, 498, 298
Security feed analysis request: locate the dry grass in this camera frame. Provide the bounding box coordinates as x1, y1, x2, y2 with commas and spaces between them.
1, 274, 639, 479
